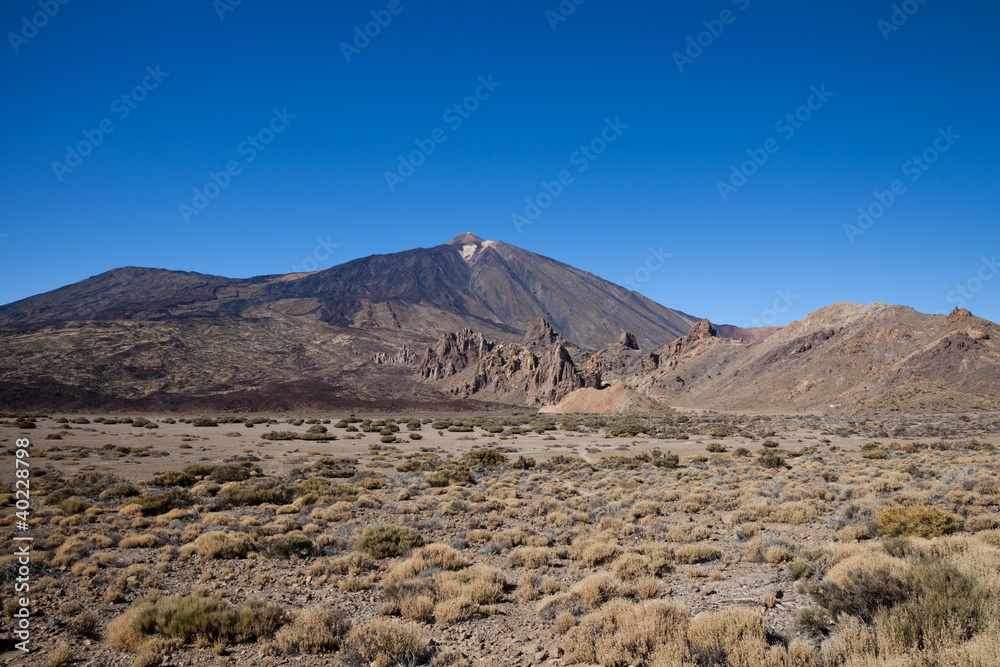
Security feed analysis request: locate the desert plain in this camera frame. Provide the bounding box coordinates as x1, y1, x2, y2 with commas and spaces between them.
3, 410, 1000, 667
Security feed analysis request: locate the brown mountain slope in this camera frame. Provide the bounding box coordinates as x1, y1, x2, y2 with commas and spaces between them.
631, 303, 1000, 413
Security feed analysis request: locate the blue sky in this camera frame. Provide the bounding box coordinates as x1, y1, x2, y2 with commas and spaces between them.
1, 0, 998, 327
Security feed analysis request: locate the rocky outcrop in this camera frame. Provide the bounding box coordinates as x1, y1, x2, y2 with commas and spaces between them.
417, 330, 495, 379
416, 319, 599, 405
371, 346, 419, 366
585, 331, 659, 383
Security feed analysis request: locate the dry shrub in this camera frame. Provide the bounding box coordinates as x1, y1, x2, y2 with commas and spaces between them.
772, 500, 820, 525
328, 552, 376, 576
564, 599, 688, 665
70, 611, 100, 637
46, 642, 74, 667
182, 530, 254, 559
825, 550, 911, 588
674, 544, 721, 565
434, 597, 477, 626
633, 576, 662, 600
537, 593, 584, 621
401, 594, 435, 623
342, 619, 428, 667
630, 500, 661, 519
51, 535, 92, 567
120, 533, 159, 549
765, 545, 796, 564
613, 552, 654, 581
686, 607, 768, 664
554, 612, 577, 634
570, 573, 622, 611
508, 546, 551, 569
518, 573, 541, 602
664, 524, 712, 543
878, 505, 957, 538
275, 607, 347, 654
580, 541, 622, 567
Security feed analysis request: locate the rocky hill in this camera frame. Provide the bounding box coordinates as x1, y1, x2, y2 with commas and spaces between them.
537, 304, 1000, 414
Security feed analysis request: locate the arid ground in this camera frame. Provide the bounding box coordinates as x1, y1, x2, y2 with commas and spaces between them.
3, 411, 1000, 666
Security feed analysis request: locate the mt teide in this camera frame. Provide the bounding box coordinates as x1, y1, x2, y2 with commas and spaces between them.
0, 233, 704, 410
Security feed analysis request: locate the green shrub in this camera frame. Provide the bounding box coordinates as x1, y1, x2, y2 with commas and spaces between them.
409, 433, 423, 440
758, 451, 787, 469
99, 482, 140, 500
761, 440, 779, 448
787, 561, 811, 581
424, 463, 472, 487
192, 417, 217, 427
209, 463, 253, 483
877, 505, 956, 538
652, 453, 680, 468
512, 455, 536, 470
705, 442, 727, 453
262, 532, 314, 558
132, 595, 239, 641
356, 477, 385, 490
877, 560, 985, 650
219, 478, 294, 506
59, 497, 90, 515
148, 470, 196, 488
355, 525, 423, 559
460, 448, 507, 469
313, 457, 356, 478
811, 567, 907, 624
122, 489, 192, 516
131, 418, 158, 429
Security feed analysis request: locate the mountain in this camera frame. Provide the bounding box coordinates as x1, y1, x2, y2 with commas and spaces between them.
0, 233, 699, 350
0, 233, 710, 411
538, 304, 1000, 414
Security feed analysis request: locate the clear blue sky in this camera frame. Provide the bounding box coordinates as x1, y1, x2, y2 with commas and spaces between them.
2, 0, 998, 327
